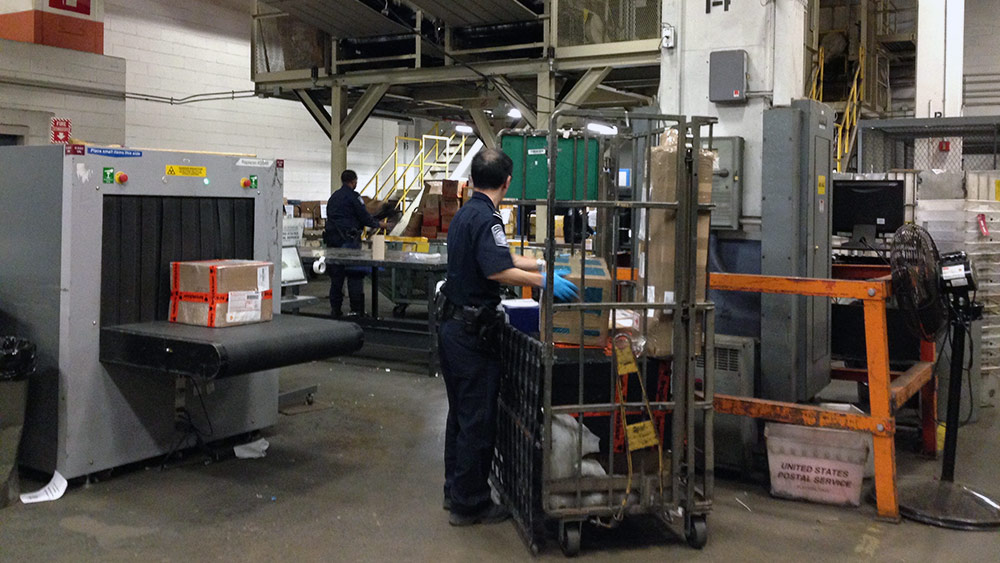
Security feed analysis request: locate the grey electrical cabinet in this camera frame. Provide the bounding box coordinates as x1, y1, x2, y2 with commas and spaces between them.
761, 99, 834, 402
702, 136, 744, 230
710, 50, 748, 103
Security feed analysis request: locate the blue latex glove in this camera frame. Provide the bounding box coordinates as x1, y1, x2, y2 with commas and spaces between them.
543, 269, 580, 302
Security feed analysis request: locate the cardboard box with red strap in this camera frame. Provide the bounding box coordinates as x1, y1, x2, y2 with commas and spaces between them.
170, 260, 274, 328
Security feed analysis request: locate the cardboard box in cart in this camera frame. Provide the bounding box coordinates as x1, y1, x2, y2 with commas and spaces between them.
765, 422, 869, 507
541, 255, 613, 347
170, 260, 275, 328
643, 129, 714, 358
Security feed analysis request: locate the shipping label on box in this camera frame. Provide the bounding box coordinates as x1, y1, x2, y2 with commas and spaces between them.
170, 260, 274, 328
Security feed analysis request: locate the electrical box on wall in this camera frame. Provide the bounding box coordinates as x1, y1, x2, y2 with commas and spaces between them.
709, 50, 748, 104
761, 99, 834, 403
702, 136, 744, 230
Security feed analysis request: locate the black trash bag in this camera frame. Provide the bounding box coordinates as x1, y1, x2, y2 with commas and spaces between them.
0, 337, 36, 381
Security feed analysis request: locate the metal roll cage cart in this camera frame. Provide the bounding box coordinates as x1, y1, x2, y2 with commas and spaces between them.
493, 109, 717, 555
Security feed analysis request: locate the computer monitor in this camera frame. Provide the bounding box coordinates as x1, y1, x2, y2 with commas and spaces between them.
831, 179, 905, 249
281, 246, 308, 287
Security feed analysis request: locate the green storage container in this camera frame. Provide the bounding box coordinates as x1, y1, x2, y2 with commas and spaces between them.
501, 133, 600, 201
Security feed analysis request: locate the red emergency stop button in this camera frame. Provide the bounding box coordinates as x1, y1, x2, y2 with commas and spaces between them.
115, 172, 128, 184
241, 177, 252, 188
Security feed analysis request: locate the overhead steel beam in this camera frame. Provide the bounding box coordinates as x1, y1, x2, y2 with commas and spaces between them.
293, 89, 333, 139
468, 109, 497, 149
254, 45, 656, 91
493, 76, 537, 128
554, 67, 612, 114
340, 83, 389, 145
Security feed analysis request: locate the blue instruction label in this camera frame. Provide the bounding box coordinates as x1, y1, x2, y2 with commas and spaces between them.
87, 147, 142, 158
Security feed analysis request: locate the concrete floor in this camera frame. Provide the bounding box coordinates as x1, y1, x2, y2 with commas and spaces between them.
1, 345, 999, 562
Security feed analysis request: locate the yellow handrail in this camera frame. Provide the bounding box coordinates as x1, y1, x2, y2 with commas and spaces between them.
360, 122, 476, 237
835, 46, 865, 172
363, 148, 398, 198
809, 46, 825, 102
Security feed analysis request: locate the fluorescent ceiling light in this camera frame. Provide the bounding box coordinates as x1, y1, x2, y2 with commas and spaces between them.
508, 107, 522, 119
455, 124, 474, 134
586, 122, 618, 135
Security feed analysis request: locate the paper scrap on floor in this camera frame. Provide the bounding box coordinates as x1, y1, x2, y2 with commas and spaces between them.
234, 438, 270, 459
20, 471, 67, 504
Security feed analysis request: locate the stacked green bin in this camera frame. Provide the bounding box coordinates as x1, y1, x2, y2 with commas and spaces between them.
501, 133, 600, 201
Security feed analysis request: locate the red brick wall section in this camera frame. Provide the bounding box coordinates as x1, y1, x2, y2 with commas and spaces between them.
0, 11, 41, 44
0, 9, 103, 54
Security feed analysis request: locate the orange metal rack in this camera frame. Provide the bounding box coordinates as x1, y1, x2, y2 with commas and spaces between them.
709, 272, 937, 521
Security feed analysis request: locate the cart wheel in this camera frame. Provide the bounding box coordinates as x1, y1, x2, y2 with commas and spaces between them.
392, 304, 408, 318
686, 516, 708, 549
559, 521, 582, 557
305, 393, 315, 406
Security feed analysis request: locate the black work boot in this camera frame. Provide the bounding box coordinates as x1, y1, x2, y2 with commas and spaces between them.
448, 503, 511, 526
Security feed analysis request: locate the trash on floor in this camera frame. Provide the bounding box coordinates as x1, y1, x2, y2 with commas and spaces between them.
20, 471, 67, 504
234, 438, 270, 459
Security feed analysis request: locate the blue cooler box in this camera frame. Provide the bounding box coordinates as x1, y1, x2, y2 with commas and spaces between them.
502, 299, 539, 335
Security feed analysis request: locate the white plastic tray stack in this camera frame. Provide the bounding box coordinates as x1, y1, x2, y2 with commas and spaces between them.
915, 174, 1000, 406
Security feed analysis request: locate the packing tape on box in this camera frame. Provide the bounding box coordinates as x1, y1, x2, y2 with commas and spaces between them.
313, 259, 326, 275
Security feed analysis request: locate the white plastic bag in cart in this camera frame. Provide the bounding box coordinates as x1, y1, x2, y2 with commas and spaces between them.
550, 414, 601, 479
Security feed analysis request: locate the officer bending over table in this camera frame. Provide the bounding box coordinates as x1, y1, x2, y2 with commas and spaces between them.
324, 169, 388, 318
438, 148, 579, 526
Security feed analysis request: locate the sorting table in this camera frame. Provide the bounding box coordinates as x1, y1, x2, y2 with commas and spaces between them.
323, 248, 448, 376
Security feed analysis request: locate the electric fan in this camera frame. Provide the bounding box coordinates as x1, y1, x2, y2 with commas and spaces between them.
889, 224, 1000, 529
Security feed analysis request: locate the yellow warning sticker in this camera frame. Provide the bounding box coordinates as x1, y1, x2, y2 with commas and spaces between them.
626, 421, 659, 451
995, 179, 1000, 201
817, 174, 827, 195
615, 344, 639, 376
166, 165, 207, 177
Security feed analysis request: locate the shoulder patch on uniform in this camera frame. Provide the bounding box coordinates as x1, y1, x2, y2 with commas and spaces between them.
491, 224, 509, 247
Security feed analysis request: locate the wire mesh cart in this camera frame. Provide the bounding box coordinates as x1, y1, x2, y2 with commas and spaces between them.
492, 111, 717, 556
375, 238, 447, 317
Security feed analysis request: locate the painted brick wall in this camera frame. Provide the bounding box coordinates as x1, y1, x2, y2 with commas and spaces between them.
0, 37, 126, 144
103, 0, 399, 201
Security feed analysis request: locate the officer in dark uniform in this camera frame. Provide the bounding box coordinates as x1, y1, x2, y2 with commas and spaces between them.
439, 148, 578, 526
324, 169, 387, 318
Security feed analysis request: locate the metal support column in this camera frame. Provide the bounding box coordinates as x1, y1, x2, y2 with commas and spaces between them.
331, 85, 347, 187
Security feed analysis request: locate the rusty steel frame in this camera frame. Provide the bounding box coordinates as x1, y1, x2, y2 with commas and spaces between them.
709, 272, 938, 521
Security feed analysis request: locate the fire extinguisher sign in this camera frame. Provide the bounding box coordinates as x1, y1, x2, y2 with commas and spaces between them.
51, 118, 72, 144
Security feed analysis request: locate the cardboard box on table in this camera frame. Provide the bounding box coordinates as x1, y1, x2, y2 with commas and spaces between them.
643, 130, 714, 358
170, 260, 274, 328
541, 255, 613, 347
299, 200, 324, 220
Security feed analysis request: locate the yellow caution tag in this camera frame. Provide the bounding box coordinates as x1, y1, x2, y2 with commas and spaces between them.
615, 340, 639, 375
817, 174, 827, 195
626, 420, 659, 451
995, 179, 1000, 202
166, 165, 207, 177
